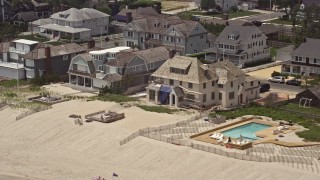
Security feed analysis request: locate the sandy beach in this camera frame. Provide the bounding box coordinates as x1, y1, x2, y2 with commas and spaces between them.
0, 100, 319, 180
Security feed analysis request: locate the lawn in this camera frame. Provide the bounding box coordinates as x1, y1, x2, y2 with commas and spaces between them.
267, 18, 293, 25
137, 105, 182, 114
283, 103, 320, 116
18, 34, 49, 42
161, 1, 189, 11
91, 94, 139, 103
212, 104, 320, 142
0, 79, 29, 88
189, 10, 260, 19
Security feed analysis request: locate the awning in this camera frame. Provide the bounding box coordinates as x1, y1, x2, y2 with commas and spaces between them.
160, 84, 172, 93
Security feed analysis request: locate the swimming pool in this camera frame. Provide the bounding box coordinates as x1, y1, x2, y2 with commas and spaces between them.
221, 122, 271, 140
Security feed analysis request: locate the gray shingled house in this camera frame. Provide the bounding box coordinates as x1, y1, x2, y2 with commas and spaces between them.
21, 43, 87, 79
146, 56, 260, 108
204, 25, 270, 67
281, 38, 320, 76
123, 16, 210, 55
68, 46, 170, 94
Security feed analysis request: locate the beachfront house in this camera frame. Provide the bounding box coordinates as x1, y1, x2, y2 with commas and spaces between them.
281, 38, 320, 76
68, 46, 132, 88
203, 25, 270, 67
123, 16, 209, 55
146, 56, 260, 108
0, 39, 42, 79
114, 6, 159, 23
38, 8, 110, 42
11, 11, 40, 26
21, 43, 87, 80
68, 46, 170, 93
0, 0, 13, 22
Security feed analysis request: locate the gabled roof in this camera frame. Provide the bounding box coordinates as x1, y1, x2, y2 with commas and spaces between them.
22, 43, 87, 60
216, 25, 266, 45
125, 16, 205, 37
106, 46, 169, 67
50, 8, 109, 21
308, 86, 320, 99
152, 57, 245, 84
292, 38, 320, 59
116, 7, 159, 19
14, 11, 39, 22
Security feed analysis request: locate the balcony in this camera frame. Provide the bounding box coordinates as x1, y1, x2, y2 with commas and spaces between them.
9, 47, 29, 54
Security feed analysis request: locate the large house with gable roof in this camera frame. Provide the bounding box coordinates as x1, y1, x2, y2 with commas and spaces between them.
123, 16, 211, 55
146, 56, 260, 108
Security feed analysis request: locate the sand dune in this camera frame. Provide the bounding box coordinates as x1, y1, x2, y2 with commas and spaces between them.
0, 100, 319, 180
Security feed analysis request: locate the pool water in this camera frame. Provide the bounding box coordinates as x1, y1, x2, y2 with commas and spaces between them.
221, 122, 271, 140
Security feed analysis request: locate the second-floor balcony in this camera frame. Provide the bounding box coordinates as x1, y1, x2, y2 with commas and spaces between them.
9, 47, 29, 54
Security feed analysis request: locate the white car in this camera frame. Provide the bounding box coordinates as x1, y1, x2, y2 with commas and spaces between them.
268, 76, 285, 83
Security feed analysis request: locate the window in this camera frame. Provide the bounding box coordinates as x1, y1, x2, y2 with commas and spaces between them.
212, 81, 215, 86
200, 34, 204, 39
63, 55, 68, 60
171, 37, 174, 42
230, 81, 233, 88
203, 94, 207, 102
250, 81, 254, 86
295, 56, 298, 61
98, 65, 103, 71
218, 84, 223, 88
188, 83, 193, 89
299, 57, 302, 61
186, 94, 195, 100
178, 38, 181, 43
180, 81, 182, 86
140, 37, 143, 43
172, 28, 175, 32
126, 41, 134, 47
148, 62, 154, 69
211, 92, 215, 100
203, 83, 206, 89
219, 44, 223, 48
127, 31, 133, 37
133, 66, 136, 71
166, 36, 169, 41
219, 92, 222, 100
169, 79, 174, 85
159, 35, 162, 40
195, 27, 199, 31
229, 92, 234, 100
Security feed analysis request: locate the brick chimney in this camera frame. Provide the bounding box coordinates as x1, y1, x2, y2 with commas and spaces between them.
87, 40, 95, 49
169, 50, 176, 58
44, 45, 51, 73
126, 12, 133, 23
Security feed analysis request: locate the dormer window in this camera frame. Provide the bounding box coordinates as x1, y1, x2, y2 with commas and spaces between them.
172, 28, 175, 32
195, 27, 199, 31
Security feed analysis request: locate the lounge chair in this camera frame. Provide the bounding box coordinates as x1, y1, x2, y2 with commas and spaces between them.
214, 133, 221, 139
223, 138, 229, 144
217, 134, 224, 140
210, 132, 217, 138
277, 126, 284, 131
217, 137, 224, 143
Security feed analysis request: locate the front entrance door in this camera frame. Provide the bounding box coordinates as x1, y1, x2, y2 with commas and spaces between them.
239, 94, 243, 104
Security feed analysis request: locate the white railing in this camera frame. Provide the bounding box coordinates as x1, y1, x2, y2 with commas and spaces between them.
8, 47, 29, 54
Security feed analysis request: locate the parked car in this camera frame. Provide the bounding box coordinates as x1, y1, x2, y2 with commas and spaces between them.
260, 83, 270, 93
286, 78, 301, 86
268, 76, 285, 83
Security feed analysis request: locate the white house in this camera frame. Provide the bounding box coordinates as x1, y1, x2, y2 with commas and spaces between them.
39, 8, 110, 42
0, 39, 40, 79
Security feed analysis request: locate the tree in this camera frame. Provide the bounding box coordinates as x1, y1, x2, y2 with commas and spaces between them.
200, 0, 215, 11
0, 23, 23, 42
275, 0, 291, 17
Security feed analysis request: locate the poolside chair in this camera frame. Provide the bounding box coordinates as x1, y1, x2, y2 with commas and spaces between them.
236, 140, 241, 145
213, 133, 220, 139
217, 137, 224, 143
216, 133, 223, 140
210, 132, 217, 138
283, 125, 289, 130
277, 126, 284, 131
223, 138, 229, 144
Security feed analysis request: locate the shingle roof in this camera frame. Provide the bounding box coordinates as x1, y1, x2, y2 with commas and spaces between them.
152, 57, 245, 84
106, 46, 169, 67
258, 24, 280, 35
216, 25, 266, 45
309, 86, 320, 99
207, 33, 217, 42
103, 73, 123, 82
50, 8, 109, 21
127, 16, 204, 37
116, 7, 159, 19
22, 43, 87, 60
292, 38, 320, 59
17, 11, 39, 22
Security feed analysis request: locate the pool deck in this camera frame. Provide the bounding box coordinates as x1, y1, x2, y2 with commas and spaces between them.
191, 117, 319, 147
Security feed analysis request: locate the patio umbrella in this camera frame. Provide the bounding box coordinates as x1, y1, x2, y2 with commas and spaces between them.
228, 137, 231, 143
239, 134, 243, 141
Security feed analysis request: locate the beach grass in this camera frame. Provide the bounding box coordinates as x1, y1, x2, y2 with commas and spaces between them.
137, 105, 181, 114
92, 94, 139, 103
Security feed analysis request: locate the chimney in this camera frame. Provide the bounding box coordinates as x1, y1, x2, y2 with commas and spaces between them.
126, 12, 133, 23
44, 45, 51, 73
169, 50, 176, 58
87, 40, 95, 49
